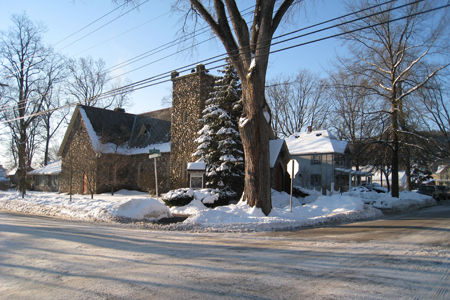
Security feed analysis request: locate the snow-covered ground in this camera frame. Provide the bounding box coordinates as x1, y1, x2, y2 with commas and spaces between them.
0, 187, 435, 232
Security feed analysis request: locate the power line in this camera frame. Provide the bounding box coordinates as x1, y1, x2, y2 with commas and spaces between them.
0, 0, 429, 116
104, 6, 255, 75
0, 0, 150, 81
1, 0, 446, 123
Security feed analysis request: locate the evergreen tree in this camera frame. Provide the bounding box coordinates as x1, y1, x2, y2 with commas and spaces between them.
193, 61, 244, 196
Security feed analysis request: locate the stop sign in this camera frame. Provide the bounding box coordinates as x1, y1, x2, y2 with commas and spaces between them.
287, 159, 299, 179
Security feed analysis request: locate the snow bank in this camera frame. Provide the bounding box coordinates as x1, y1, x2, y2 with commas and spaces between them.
0, 187, 436, 232
0, 190, 171, 222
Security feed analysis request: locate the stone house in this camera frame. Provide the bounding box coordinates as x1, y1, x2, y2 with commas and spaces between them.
285, 129, 355, 192
58, 64, 289, 195
58, 105, 171, 195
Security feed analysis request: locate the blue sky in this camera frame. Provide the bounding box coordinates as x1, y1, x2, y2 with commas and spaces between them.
0, 0, 346, 115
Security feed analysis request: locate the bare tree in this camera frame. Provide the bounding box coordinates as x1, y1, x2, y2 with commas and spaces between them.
0, 13, 52, 196
338, 0, 450, 197
419, 74, 450, 159
67, 56, 109, 107
37, 53, 70, 166
67, 56, 133, 109
266, 69, 329, 138
328, 69, 382, 142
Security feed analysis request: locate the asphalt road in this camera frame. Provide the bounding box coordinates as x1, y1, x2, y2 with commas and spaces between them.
1, 202, 449, 299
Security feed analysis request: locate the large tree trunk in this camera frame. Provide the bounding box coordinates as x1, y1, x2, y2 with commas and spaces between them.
240, 76, 272, 215
18, 128, 27, 198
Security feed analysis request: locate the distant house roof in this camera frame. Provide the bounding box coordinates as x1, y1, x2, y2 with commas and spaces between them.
58, 105, 171, 156
285, 130, 348, 155
28, 161, 61, 175
436, 165, 448, 174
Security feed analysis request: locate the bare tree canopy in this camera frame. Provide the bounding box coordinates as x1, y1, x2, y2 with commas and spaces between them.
67, 56, 133, 109
266, 69, 328, 138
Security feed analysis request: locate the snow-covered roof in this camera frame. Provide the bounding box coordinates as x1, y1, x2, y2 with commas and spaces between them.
187, 162, 206, 171
59, 106, 171, 156
436, 165, 447, 174
270, 139, 285, 168
285, 130, 348, 155
28, 161, 61, 175
7, 167, 17, 176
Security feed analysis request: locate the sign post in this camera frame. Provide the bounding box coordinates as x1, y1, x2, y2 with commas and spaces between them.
287, 159, 299, 212
149, 149, 161, 199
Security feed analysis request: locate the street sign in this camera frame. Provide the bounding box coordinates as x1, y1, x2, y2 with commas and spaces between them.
149, 148, 161, 159
149, 149, 161, 155
287, 159, 299, 179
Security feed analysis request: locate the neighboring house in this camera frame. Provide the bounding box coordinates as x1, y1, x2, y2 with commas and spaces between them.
58, 64, 288, 196
433, 164, 450, 186
7, 166, 34, 188
28, 161, 61, 192
285, 129, 367, 192
370, 170, 407, 190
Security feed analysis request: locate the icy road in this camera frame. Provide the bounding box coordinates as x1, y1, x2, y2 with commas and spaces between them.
1, 203, 449, 300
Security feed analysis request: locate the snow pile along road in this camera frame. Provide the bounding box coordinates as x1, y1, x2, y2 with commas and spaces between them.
0, 190, 171, 222
0, 188, 435, 231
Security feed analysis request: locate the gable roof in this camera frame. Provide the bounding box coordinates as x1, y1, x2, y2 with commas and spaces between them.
285, 130, 348, 155
28, 161, 61, 175
58, 105, 171, 156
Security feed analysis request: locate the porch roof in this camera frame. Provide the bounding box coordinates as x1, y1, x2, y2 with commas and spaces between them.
335, 168, 373, 176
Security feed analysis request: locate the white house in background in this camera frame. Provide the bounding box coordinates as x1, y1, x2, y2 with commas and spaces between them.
370, 170, 407, 190
285, 129, 372, 192
28, 161, 61, 192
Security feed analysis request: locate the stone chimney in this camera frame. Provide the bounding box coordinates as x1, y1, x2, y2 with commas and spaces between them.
171, 70, 179, 80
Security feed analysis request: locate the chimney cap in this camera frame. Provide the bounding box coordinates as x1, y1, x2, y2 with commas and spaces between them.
171, 70, 179, 79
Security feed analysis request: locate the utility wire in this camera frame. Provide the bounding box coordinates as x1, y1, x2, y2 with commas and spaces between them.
0, 0, 428, 115
1, 0, 445, 122
0, 0, 150, 80
0, 0, 428, 116
47, 0, 448, 111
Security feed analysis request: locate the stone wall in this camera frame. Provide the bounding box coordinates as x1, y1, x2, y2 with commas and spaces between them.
170, 64, 216, 189
59, 113, 97, 194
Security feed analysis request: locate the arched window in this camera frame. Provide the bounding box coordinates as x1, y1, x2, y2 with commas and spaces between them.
137, 162, 144, 183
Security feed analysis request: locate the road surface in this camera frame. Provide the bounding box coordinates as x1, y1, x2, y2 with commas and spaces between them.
1, 202, 449, 299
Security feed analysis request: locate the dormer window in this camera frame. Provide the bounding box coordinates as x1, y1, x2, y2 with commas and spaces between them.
138, 124, 151, 137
